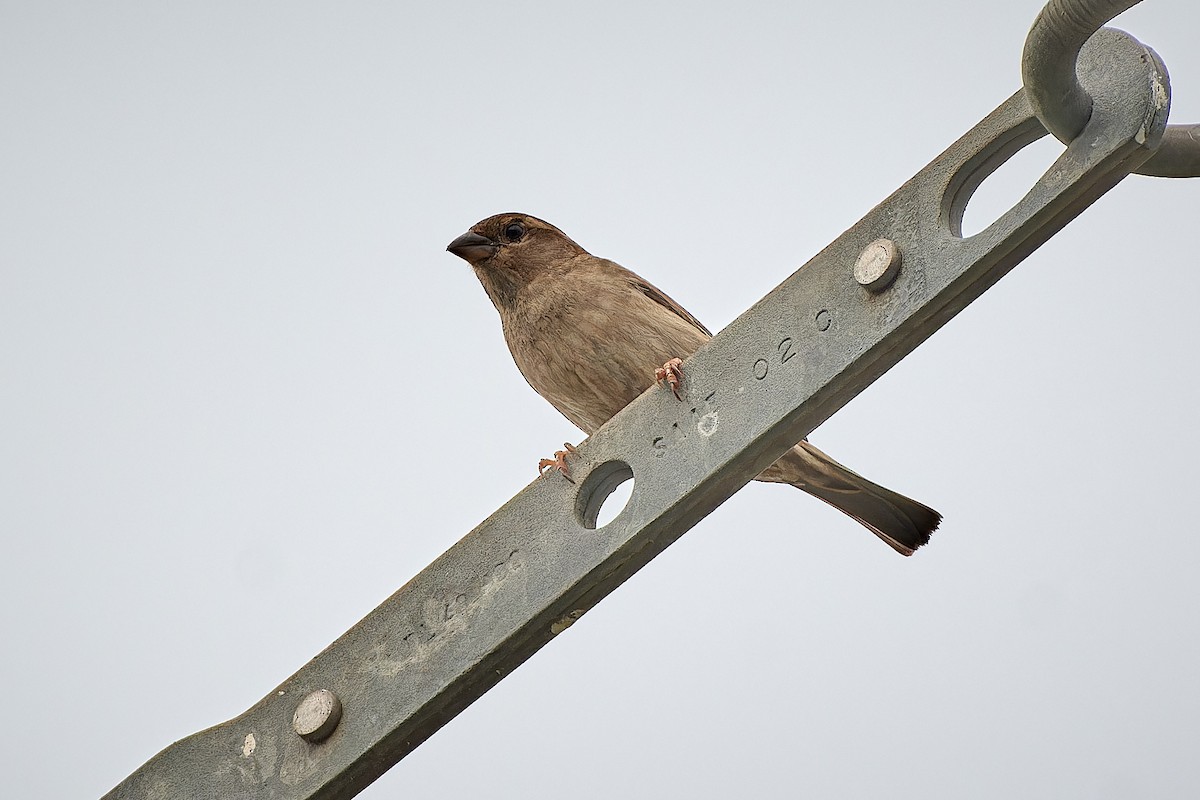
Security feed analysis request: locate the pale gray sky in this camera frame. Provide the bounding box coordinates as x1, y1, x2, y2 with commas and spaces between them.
3, 2, 1199, 798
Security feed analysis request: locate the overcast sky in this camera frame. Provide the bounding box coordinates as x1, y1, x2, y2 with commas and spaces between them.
3, 2, 1199, 798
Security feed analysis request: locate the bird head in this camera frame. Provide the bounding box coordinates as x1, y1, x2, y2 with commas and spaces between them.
446, 213, 587, 309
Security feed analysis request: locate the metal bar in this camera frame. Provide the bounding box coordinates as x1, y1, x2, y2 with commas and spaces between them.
1022, 0, 1200, 177
104, 27, 1170, 800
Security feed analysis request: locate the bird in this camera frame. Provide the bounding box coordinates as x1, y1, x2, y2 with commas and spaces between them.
446, 213, 940, 556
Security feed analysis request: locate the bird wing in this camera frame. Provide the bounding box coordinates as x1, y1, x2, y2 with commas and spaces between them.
605, 260, 711, 337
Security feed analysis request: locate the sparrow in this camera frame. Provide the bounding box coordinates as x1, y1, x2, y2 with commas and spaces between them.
447, 213, 940, 555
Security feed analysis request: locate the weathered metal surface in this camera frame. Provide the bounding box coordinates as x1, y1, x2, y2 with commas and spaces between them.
105, 26, 1170, 800
1023, 0, 1199, 177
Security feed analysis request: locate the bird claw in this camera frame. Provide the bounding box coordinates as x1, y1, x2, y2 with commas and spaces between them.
655, 357, 684, 400
538, 442, 578, 482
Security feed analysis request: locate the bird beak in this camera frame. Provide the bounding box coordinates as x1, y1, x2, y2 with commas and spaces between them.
446, 231, 499, 262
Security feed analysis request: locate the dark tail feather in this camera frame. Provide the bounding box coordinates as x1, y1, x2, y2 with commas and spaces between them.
757, 442, 941, 556
799, 471, 941, 556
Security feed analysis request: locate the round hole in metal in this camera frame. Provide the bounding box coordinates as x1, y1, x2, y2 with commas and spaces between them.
575, 460, 634, 530
958, 133, 1065, 237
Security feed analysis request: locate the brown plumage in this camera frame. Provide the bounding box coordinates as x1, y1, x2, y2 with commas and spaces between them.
447, 213, 940, 556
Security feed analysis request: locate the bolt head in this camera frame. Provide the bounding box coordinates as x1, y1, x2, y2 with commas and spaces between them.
854, 238, 902, 291
293, 689, 342, 743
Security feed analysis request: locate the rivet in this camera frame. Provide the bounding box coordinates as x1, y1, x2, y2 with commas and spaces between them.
854, 238, 902, 291
293, 689, 342, 743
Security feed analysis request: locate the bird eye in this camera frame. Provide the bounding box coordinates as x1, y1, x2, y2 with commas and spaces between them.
502, 221, 525, 242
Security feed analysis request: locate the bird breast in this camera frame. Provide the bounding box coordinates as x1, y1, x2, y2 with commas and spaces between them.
501, 268, 709, 434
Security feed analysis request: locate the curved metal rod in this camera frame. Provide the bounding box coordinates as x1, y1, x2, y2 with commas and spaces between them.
1023, 0, 1200, 177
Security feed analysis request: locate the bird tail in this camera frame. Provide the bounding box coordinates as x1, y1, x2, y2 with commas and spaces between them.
757, 441, 941, 556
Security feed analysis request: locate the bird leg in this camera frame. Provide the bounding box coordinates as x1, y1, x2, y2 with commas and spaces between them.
538, 442, 578, 481
655, 357, 685, 400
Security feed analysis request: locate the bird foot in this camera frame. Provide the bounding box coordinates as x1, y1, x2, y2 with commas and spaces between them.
538, 442, 578, 482
655, 357, 684, 400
